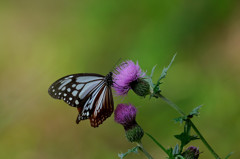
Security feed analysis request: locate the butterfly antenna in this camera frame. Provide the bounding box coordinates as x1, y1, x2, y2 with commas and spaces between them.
110, 58, 122, 72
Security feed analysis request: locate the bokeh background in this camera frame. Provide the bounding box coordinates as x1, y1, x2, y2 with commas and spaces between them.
0, 0, 240, 158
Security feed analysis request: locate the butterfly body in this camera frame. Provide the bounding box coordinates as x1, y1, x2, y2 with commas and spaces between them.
48, 72, 114, 127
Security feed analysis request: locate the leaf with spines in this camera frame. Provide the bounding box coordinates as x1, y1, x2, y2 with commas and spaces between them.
150, 54, 176, 98
118, 146, 139, 159
174, 120, 199, 152
149, 65, 157, 93
174, 105, 203, 124
174, 116, 187, 124
144, 65, 156, 97
150, 65, 157, 79
157, 53, 176, 84
175, 133, 199, 148
188, 105, 202, 117
146, 54, 177, 98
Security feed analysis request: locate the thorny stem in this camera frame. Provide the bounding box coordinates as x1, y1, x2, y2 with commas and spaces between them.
137, 142, 154, 159
159, 94, 221, 159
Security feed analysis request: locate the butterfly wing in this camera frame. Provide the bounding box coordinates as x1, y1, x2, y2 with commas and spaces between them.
89, 85, 114, 127
75, 80, 114, 127
49, 73, 114, 127
48, 73, 105, 107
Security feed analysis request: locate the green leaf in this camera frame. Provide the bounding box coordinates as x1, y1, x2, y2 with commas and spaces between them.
157, 53, 176, 83
144, 65, 157, 97
148, 65, 157, 95
118, 146, 139, 159
173, 144, 180, 155
174, 105, 202, 124
145, 66, 156, 97
224, 152, 234, 159
175, 120, 199, 149
174, 116, 187, 124
148, 54, 177, 98
189, 105, 202, 117
150, 65, 157, 79
175, 133, 199, 148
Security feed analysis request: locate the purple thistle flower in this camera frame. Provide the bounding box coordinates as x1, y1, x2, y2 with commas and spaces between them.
113, 60, 146, 96
114, 103, 144, 142
114, 103, 137, 128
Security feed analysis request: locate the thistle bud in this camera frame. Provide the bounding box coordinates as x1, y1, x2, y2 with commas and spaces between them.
130, 78, 150, 97
125, 124, 144, 142
182, 146, 200, 159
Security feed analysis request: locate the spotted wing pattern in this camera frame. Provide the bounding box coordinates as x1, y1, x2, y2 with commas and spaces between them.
48, 73, 114, 127
48, 73, 104, 107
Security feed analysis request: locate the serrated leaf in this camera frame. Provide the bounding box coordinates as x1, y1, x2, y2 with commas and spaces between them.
175, 120, 199, 148
189, 105, 202, 117
157, 53, 176, 83
175, 132, 199, 147
151, 54, 176, 98
148, 65, 157, 96
174, 105, 202, 124
150, 65, 157, 78
118, 146, 139, 158
174, 116, 187, 124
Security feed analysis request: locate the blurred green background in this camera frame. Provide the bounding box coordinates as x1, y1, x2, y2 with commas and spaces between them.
0, 0, 240, 158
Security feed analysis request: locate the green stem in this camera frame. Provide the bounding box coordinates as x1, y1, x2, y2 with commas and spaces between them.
190, 120, 221, 159
159, 94, 221, 159
159, 94, 185, 116
137, 142, 154, 159
145, 132, 169, 155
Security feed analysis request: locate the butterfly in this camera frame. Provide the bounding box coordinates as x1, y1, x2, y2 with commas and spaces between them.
48, 72, 114, 128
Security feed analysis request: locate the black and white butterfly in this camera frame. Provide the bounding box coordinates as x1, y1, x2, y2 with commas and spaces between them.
48, 72, 114, 128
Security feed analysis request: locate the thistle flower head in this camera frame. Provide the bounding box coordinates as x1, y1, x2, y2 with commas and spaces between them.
182, 146, 200, 159
114, 103, 144, 142
113, 60, 149, 96
114, 103, 137, 128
